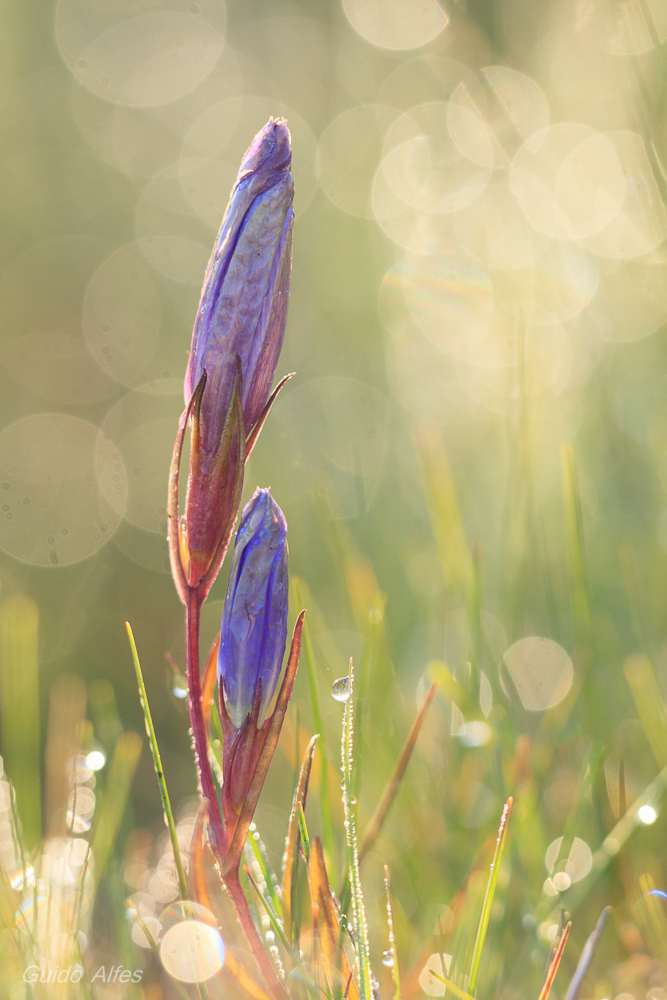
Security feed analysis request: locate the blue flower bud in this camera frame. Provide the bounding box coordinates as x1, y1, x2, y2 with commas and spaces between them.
218, 488, 288, 729
185, 119, 294, 454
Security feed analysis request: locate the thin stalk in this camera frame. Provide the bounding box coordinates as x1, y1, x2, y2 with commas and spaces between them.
225, 868, 288, 1000
126, 622, 188, 901
384, 866, 400, 1000
538, 922, 571, 1000
468, 798, 513, 994
428, 971, 475, 1000
185, 589, 226, 861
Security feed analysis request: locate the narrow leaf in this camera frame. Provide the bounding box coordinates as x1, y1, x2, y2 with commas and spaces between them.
360, 682, 437, 862
563, 907, 610, 1000
308, 836, 359, 1000
90, 730, 142, 894
428, 971, 476, 1000
283, 734, 318, 944
384, 866, 400, 1000
292, 577, 335, 863
624, 654, 667, 768
126, 622, 188, 901
538, 922, 571, 1000
468, 798, 513, 993
0, 594, 41, 849
341, 661, 373, 1000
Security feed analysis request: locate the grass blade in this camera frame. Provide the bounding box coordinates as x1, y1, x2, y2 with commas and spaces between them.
359, 681, 437, 863
538, 921, 571, 1000
563, 907, 610, 1000
0, 595, 41, 849
384, 866, 400, 1000
341, 661, 373, 1000
45, 674, 86, 838
468, 797, 513, 993
623, 654, 667, 768
561, 443, 591, 642
414, 422, 473, 598
292, 577, 335, 864
246, 823, 282, 918
283, 734, 318, 944
308, 836, 359, 1000
90, 729, 142, 894
126, 622, 188, 900
296, 801, 311, 864
428, 970, 476, 1000
244, 863, 291, 953
201, 633, 220, 732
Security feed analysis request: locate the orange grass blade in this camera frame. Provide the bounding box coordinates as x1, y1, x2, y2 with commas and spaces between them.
308, 836, 359, 1000
283, 734, 319, 945
538, 921, 571, 1000
201, 634, 221, 732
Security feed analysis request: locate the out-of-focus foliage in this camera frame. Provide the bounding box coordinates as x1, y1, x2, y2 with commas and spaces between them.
3, 0, 667, 996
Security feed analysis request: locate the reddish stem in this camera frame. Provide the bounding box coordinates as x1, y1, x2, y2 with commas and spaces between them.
185, 589, 226, 859
225, 869, 288, 1000
185, 588, 286, 1000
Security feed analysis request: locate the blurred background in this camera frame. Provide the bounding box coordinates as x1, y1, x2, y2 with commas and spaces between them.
3, 0, 667, 996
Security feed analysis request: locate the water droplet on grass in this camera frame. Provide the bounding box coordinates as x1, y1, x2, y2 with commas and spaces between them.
332, 676, 351, 702
382, 948, 395, 967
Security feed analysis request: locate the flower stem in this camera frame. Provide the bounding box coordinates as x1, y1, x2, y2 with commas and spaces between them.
185, 588, 226, 858
225, 868, 288, 1000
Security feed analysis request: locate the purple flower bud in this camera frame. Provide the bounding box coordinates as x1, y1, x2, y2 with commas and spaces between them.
185, 119, 294, 454
218, 488, 288, 729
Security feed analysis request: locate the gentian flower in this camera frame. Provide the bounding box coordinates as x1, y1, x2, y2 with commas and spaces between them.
216, 488, 299, 830
169, 119, 294, 600
218, 487, 288, 729
184, 119, 294, 453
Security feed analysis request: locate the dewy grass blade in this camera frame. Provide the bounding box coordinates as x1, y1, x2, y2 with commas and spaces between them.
384, 866, 400, 1000
244, 863, 292, 954
247, 822, 282, 917
125, 622, 188, 901
341, 661, 373, 1000
307, 836, 359, 1000
468, 797, 513, 994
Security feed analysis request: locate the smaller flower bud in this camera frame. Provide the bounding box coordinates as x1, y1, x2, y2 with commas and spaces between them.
218, 488, 288, 730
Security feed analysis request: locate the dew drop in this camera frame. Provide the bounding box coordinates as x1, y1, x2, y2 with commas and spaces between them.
172, 676, 187, 699
332, 676, 351, 702
382, 948, 395, 967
